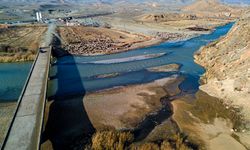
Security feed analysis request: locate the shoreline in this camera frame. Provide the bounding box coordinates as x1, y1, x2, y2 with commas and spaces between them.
193, 14, 250, 149
58, 21, 227, 57
83, 75, 181, 129
68, 33, 201, 57
0, 21, 229, 63
0, 55, 35, 63
87, 52, 167, 64
42, 21, 242, 149
61, 20, 234, 57
171, 90, 247, 150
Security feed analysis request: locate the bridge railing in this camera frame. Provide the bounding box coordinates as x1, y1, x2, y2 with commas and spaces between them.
1, 46, 52, 150
1, 51, 40, 149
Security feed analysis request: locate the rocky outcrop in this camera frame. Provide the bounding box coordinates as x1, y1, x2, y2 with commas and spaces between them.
194, 11, 250, 148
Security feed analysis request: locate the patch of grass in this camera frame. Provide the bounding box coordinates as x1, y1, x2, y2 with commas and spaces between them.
0, 52, 35, 63
0, 25, 47, 62
191, 91, 245, 130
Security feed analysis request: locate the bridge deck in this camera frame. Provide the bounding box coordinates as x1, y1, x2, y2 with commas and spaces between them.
3, 47, 51, 150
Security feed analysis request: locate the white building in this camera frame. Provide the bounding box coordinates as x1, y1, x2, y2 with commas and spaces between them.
36, 12, 42, 22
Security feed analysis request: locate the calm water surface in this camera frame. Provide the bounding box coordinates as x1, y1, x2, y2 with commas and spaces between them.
0, 62, 32, 102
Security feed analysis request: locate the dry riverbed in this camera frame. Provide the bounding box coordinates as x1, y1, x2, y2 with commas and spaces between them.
84, 75, 181, 130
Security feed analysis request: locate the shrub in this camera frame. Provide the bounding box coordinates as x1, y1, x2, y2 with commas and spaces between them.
91, 130, 134, 150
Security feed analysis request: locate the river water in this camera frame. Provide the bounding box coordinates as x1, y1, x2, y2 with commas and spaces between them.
0, 62, 31, 102
49, 23, 233, 98
42, 23, 234, 149
0, 23, 233, 104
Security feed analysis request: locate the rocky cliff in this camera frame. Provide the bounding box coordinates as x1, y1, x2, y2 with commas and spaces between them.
194, 11, 250, 148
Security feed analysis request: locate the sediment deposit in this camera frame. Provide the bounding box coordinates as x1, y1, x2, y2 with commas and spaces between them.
57, 26, 158, 56
83, 75, 181, 130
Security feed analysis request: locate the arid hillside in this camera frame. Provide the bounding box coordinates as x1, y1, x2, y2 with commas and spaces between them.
136, 11, 228, 33
100, 0, 247, 42
138, 13, 197, 22
182, 0, 244, 18
136, 0, 246, 30
0, 25, 47, 62
195, 11, 250, 149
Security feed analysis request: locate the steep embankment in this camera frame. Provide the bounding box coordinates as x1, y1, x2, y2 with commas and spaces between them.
195, 11, 250, 148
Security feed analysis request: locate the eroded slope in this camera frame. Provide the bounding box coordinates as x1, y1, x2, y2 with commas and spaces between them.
195, 11, 250, 148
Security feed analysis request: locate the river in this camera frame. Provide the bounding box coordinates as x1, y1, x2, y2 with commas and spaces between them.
40, 23, 235, 149
0, 62, 31, 102
0, 21, 235, 150
49, 23, 234, 98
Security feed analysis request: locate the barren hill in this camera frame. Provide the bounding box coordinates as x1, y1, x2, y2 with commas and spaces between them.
182, 0, 244, 18
138, 13, 197, 22
195, 11, 250, 148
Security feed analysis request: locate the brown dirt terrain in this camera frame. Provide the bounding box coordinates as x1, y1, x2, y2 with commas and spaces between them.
182, 0, 243, 18
83, 75, 180, 130
0, 25, 47, 62
97, 0, 247, 42
194, 11, 250, 149
137, 12, 228, 31
172, 91, 246, 150
0, 102, 16, 148
136, 0, 245, 32
0, 24, 8, 29
57, 26, 160, 56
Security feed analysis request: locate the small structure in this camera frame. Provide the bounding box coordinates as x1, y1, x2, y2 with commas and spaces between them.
36, 12, 43, 22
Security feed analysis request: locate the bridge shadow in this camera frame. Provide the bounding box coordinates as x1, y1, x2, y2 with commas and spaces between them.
42, 37, 95, 150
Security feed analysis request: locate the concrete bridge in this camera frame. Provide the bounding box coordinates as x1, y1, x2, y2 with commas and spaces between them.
1, 24, 55, 150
